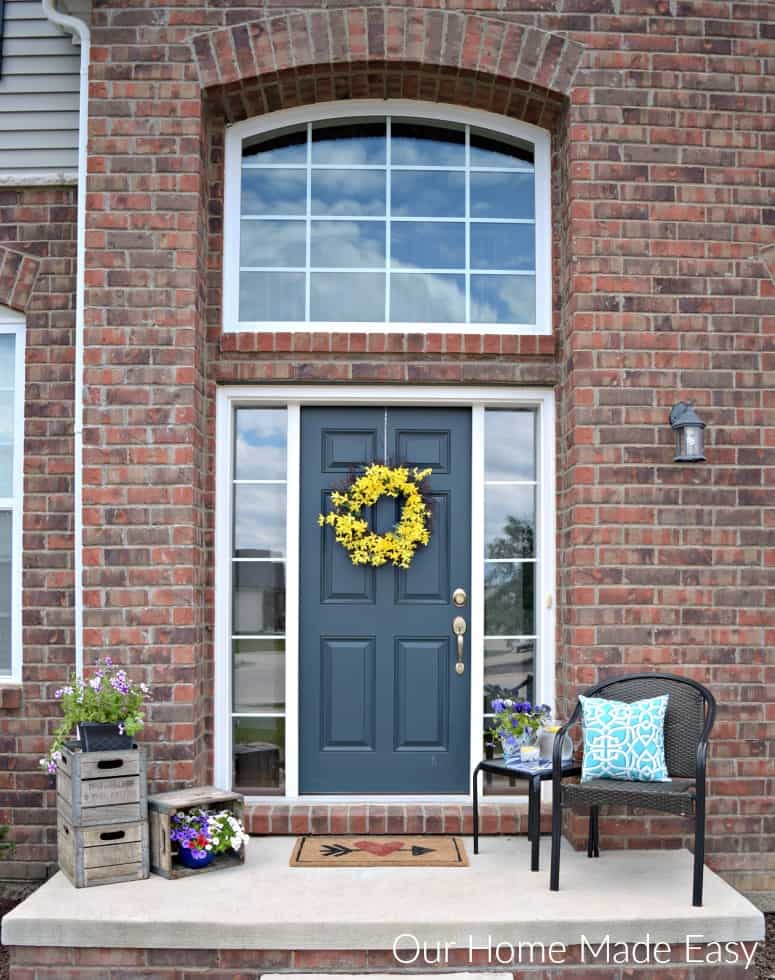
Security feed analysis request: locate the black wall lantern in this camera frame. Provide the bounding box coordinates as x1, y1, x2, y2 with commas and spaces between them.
669, 402, 706, 463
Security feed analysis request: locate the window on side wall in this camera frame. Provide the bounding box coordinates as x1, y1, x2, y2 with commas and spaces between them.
223, 102, 551, 336
0, 308, 24, 683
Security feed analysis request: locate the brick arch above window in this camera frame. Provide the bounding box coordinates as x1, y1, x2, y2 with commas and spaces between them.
191, 8, 585, 101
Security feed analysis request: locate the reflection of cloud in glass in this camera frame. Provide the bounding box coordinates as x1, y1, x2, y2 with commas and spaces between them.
391, 171, 465, 218
311, 171, 385, 216
310, 221, 386, 269
484, 410, 535, 482
241, 170, 306, 215
235, 409, 287, 480
311, 272, 385, 321
391, 122, 465, 167
311, 123, 386, 165
241, 220, 305, 268
484, 485, 535, 559
391, 222, 465, 271
0, 335, 14, 387
471, 224, 535, 271
471, 275, 536, 324
390, 273, 465, 322
471, 172, 535, 220
234, 484, 286, 557
239, 272, 305, 322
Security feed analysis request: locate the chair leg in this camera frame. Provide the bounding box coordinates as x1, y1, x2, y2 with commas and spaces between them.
530, 776, 541, 872
693, 808, 705, 907
473, 764, 480, 856
587, 806, 596, 857
550, 797, 562, 891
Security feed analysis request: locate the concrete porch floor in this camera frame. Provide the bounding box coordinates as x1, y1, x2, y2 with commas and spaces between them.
2, 836, 763, 952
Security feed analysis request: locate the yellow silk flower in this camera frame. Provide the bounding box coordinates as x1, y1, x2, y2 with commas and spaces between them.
318, 464, 432, 569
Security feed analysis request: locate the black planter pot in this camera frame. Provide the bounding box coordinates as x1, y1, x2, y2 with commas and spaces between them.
78, 722, 132, 753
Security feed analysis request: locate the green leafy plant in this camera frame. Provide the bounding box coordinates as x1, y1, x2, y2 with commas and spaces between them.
41, 658, 151, 773
0, 824, 14, 859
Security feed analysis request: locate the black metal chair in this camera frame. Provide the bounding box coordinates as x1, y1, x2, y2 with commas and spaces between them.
549, 673, 716, 906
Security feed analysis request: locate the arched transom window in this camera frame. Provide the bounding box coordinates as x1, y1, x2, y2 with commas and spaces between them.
224, 102, 551, 334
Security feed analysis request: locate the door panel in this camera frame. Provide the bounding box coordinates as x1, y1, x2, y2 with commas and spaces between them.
300, 406, 471, 793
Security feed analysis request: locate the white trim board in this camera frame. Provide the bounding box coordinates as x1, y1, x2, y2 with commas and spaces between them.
215, 385, 557, 803
0, 307, 26, 685
223, 100, 552, 336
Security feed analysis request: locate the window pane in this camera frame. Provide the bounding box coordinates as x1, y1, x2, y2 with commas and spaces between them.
471, 172, 534, 220
391, 121, 465, 167
470, 131, 534, 169
233, 717, 285, 795
471, 275, 536, 325
484, 561, 535, 636
239, 271, 305, 322
241, 169, 306, 215
484, 639, 536, 710
311, 272, 384, 321
243, 128, 306, 164
390, 273, 465, 323
471, 224, 535, 271
234, 408, 287, 481
0, 513, 10, 675
0, 335, 14, 388
485, 411, 535, 482
391, 222, 465, 270
311, 121, 386, 165
311, 171, 385, 216
240, 220, 305, 268
234, 485, 286, 559
0, 392, 13, 443
391, 171, 465, 218
0, 446, 12, 498
485, 486, 535, 559
233, 638, 285, 713
310, 221, 386, 269
233, 561, 285, 635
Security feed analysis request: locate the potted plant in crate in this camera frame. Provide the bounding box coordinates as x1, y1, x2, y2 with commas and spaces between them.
169, 808, 249, 870
489, 697, 551, 764
41, 657, 151, 771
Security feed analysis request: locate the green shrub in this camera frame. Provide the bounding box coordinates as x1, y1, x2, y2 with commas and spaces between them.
0, 824, 14, 859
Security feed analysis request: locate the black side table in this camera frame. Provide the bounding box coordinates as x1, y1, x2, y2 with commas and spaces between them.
472, 758, 581, 871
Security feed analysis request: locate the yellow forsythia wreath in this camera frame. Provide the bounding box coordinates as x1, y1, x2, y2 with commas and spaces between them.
318, 464, 432, 569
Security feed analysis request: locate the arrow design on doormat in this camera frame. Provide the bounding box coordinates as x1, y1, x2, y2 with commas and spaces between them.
319, 842, 436, 858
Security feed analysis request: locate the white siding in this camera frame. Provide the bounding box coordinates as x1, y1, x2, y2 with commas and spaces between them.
0, 0, 82, 180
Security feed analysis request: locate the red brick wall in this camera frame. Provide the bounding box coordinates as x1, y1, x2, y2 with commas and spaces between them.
0, 186, 77, 880
3, 2, 773, 893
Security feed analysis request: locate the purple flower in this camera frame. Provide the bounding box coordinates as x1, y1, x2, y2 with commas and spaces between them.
491, 698, 505, 713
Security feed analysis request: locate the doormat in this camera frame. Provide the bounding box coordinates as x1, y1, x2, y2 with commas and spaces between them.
290, 835, 469, 868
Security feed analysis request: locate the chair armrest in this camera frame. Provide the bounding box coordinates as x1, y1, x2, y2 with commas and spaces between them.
694, 695, 716, 796
552, 701, 583, 799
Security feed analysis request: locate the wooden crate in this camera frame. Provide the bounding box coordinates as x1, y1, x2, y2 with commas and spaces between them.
57, 812, 149, 888
57, 741, 148, 827
148, 786, 245, 879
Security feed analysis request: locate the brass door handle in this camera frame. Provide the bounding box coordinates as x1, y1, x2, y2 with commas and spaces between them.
452, 616, 466, 675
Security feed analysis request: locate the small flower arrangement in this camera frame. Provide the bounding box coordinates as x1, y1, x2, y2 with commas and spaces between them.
490, 697, 552, 760
170, 808, 249, 862
41, 657, 150, 773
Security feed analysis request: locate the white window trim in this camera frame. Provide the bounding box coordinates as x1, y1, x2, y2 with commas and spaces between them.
214, 385, 556, 803
0, 307, 25, 685
223, 100, 552, 336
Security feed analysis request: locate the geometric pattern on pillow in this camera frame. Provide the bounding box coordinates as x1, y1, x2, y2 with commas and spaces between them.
580, 694, 671, 783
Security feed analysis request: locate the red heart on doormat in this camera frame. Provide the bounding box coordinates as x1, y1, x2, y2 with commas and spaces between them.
351, 839, 404, 857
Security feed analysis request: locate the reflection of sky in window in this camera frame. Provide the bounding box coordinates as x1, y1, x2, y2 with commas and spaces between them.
234, 484, 286, 558
391, 121, 465, 166
241, 170, 305, 215
390, 273, 465, 322
471, 224, 535, 271
471, 172, 534, 220
391, 171, 465, 218
234, 409, 287, 480
311, 123, 386, 165
484, 485, 535, 559
391, 222, 465, 270
241, 221, 305, 267
471, 276, 536, 325
312, 171, 385, 216
310, 221, 386, 268
243, 129, 306, 163
484, 411, 535, 482
311, 272, 385, 321
0, 335, 14, 387
239, 272, 304, 321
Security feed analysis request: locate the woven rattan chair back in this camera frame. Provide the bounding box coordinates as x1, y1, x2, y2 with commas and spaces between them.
587, 674, 708, 778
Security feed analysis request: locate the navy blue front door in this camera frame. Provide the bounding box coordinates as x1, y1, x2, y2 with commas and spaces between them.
299, 407, 472, 794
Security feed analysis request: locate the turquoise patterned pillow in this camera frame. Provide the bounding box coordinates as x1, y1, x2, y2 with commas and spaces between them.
580, 694, 670, 782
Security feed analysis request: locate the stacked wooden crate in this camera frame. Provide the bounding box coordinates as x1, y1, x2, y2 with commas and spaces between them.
57, 741, 150, 887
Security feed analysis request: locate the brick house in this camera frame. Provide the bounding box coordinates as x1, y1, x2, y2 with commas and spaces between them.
0, 0, 772, 907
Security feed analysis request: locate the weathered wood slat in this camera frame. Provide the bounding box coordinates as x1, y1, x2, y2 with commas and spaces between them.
57, 813, 149, 888
56, 743, 148, 826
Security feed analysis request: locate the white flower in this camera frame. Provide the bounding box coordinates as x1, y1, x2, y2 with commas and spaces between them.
205, 844, 212, 851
